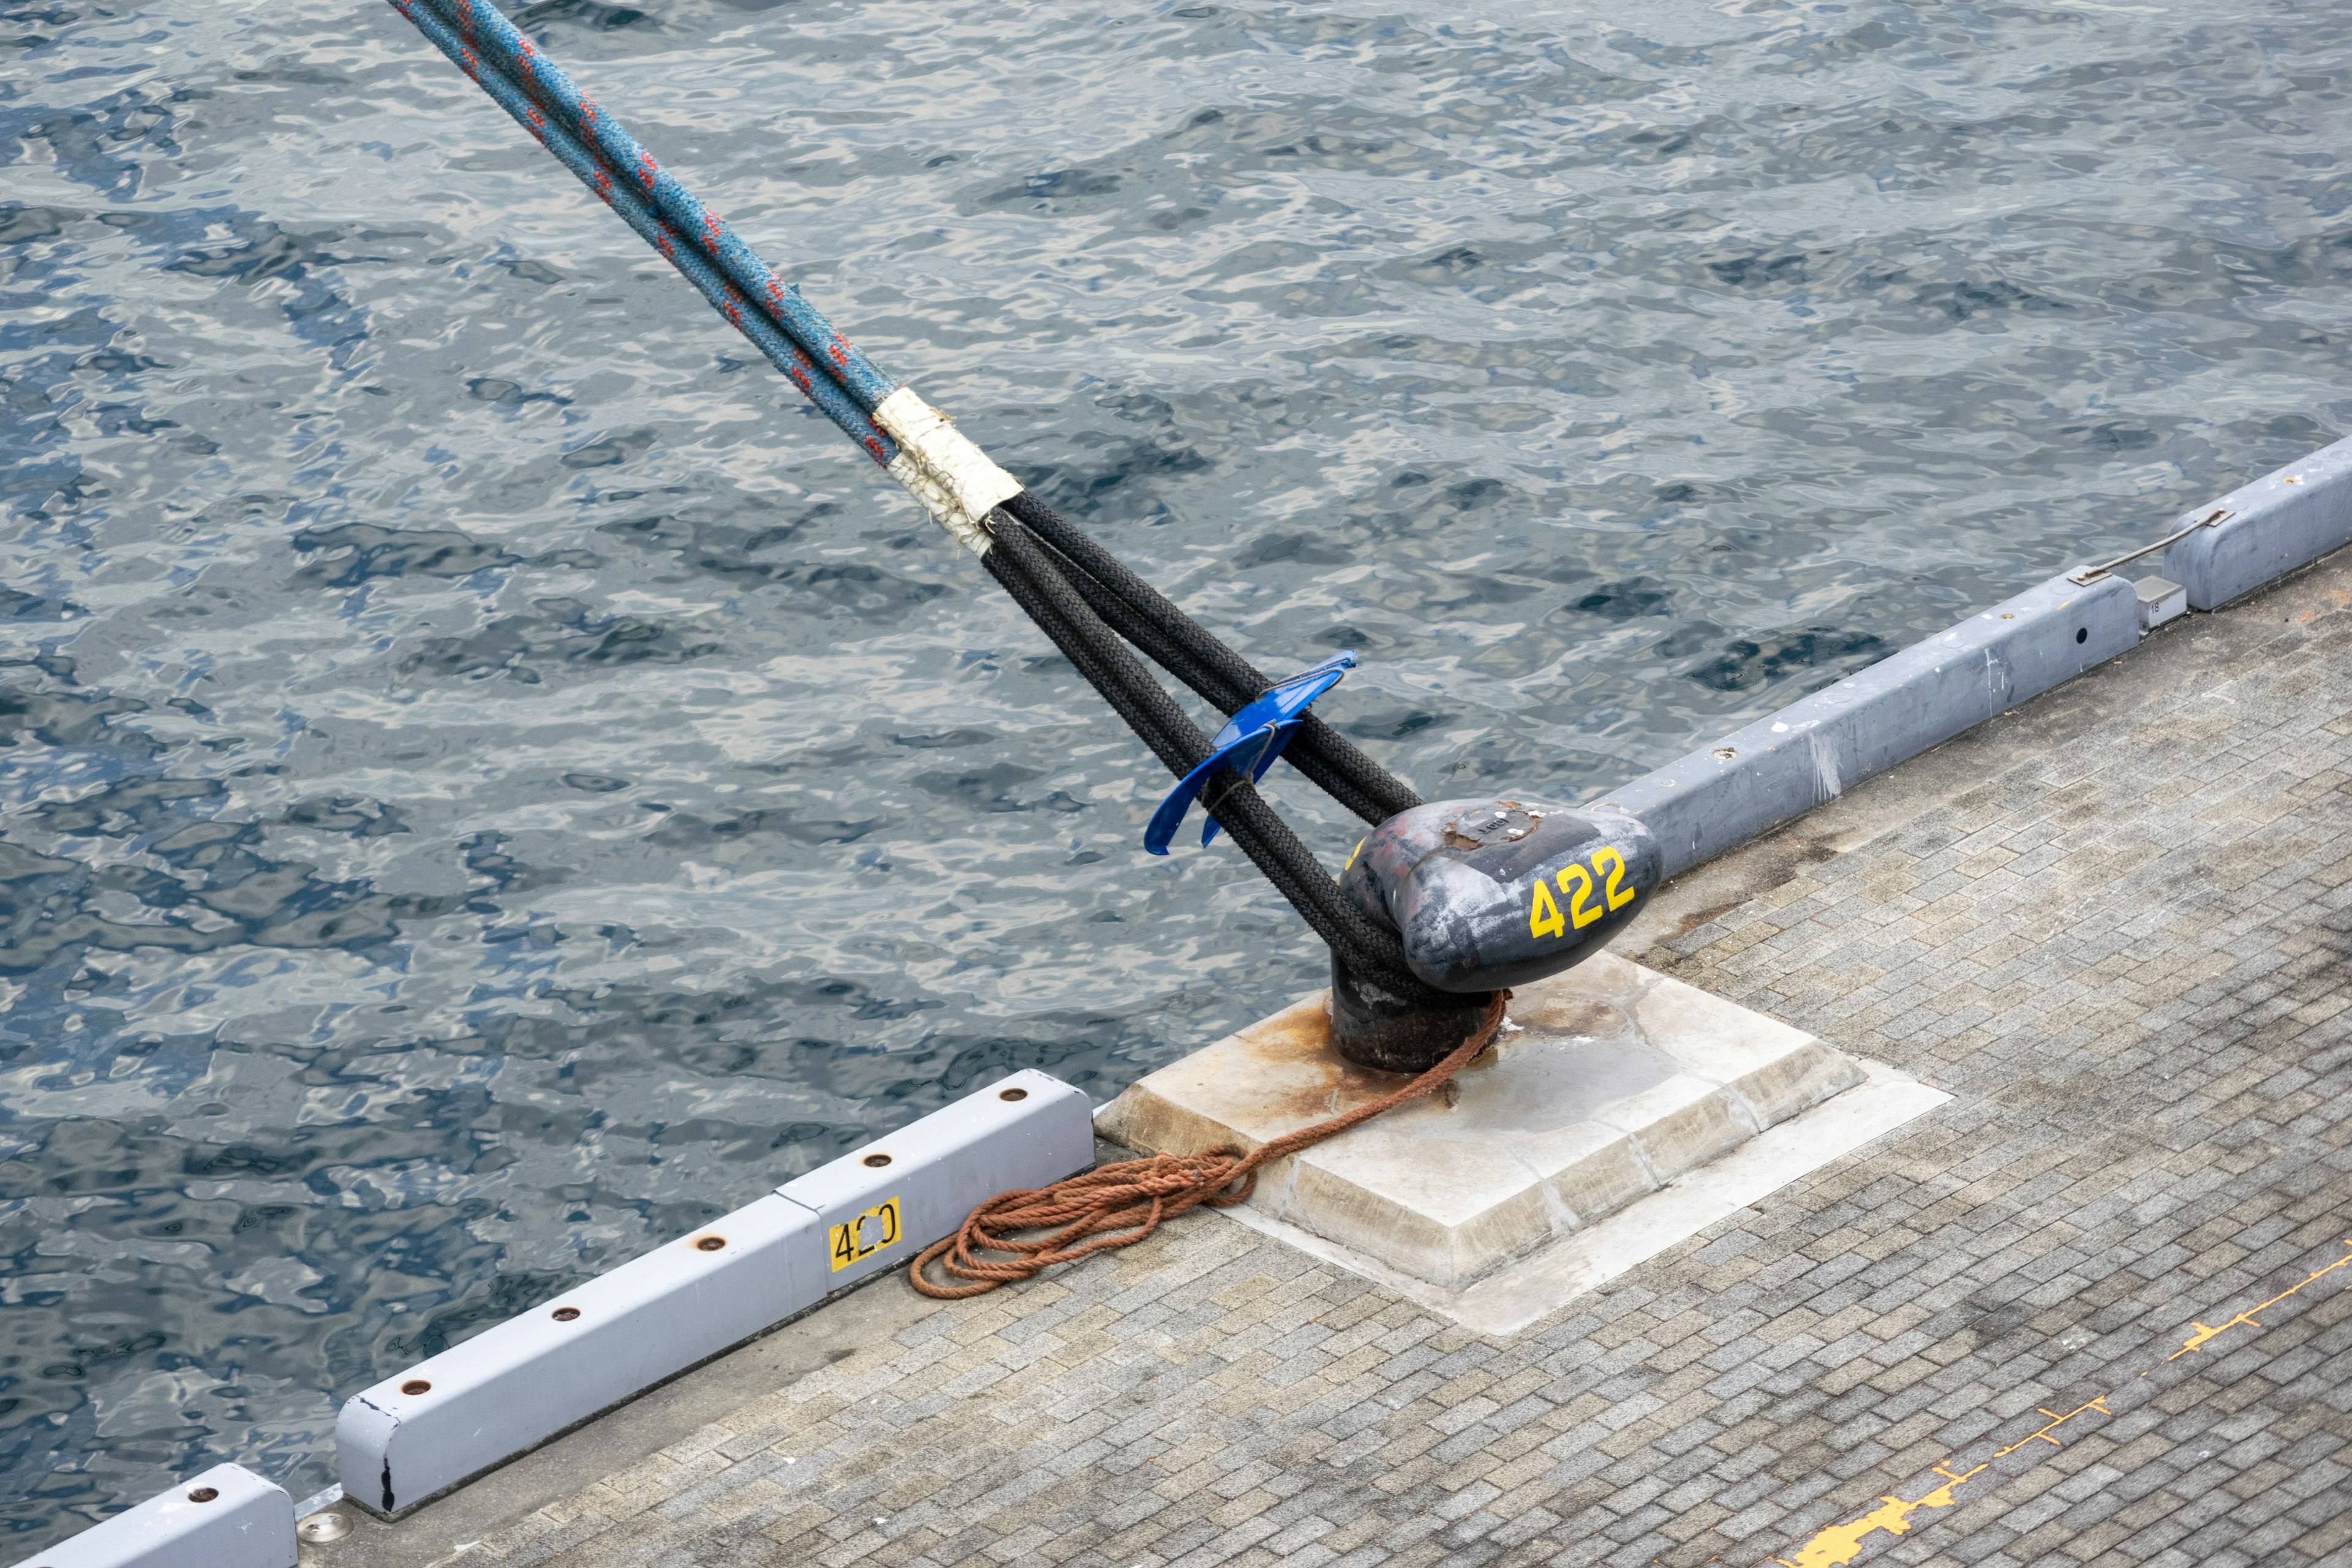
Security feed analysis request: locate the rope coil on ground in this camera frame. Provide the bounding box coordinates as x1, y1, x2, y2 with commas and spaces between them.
909, 992, 1509, 1298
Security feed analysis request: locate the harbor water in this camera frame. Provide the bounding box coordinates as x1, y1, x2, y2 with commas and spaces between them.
5, 0, 2351, 1542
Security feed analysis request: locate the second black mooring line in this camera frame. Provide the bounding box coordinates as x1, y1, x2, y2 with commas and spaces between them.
385, 0, 1461, 1009
381, 0, 1679, 1295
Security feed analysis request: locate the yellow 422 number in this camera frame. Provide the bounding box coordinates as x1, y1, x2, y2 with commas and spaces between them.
1528, 847, 1638, 940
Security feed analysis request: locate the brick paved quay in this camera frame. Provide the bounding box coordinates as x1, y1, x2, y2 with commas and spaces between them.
371, 551, 2352, 1568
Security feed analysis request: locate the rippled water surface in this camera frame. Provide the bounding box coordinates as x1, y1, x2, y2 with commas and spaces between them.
6, 0, 2352, 1539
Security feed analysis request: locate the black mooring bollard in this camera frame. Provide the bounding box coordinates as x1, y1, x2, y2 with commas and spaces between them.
1330, 796, 1664, 1072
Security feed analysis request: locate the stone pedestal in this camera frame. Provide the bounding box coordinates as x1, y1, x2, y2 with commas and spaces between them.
1099, 953, 1869, 1292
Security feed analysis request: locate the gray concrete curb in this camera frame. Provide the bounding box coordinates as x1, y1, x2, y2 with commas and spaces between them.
1598, 434, 2350, 880
9, 1464, 295, 1568
2165, 433, 2352, 609
1599, 573, 2138, 880
334, 1069, 1091, 1520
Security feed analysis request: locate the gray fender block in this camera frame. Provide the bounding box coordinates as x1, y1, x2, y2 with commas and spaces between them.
336, 1069, 1092, 1518
10, 1464, 295, 1568
1599, 572, 2138, 879
2165, 433, 2352, 609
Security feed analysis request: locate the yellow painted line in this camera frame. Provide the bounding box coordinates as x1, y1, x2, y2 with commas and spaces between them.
1765, 1240, 2352, 1568
1766, 1402, 2105, 1568
2164, 1242, 2352, 1362
1986, 1396, 2111, 1461
1766, 1461, 1977, 1568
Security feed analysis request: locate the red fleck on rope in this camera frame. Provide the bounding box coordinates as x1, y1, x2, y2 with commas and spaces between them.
910, 992, 1509, 1298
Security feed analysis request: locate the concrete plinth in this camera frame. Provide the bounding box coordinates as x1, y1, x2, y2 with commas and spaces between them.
1099, 953, 1868, 1291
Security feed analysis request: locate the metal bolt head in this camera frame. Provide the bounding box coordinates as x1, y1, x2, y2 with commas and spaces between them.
298, 1513, 354, 1544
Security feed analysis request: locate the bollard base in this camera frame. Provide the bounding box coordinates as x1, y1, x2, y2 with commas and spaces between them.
1327, 957, 1496, 1074
1099, 953, 1875, 1292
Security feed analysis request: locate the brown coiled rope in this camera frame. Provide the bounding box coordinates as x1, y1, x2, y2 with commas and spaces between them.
910, 992, 1509, 1298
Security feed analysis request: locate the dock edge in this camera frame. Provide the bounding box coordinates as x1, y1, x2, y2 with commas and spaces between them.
1597, 434, 2352, 879
7, 1463, 296, 1568
333, 1069, 1092, 1521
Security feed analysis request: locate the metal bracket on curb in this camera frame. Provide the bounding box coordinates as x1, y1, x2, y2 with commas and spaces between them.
10, 1464, 296, 1568
2067, 508, 2230, 586
334, 1071, 1093, 1521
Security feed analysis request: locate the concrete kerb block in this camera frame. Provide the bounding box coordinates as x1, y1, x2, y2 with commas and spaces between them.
10, 1464, 295, 1568
335, 1069, 1092, 1519
780, 1069, 1092, 1291
1599, 571, 2139, 880
335, 1193, 822, 1518
1581, 435, 2352, 882
2165, 434, 2352, 610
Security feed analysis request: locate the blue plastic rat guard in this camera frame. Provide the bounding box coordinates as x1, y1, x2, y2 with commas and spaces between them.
1144, 652, 1357, 855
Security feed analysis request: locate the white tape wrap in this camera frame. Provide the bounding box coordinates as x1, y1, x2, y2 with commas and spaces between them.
875, 385, 1021, 556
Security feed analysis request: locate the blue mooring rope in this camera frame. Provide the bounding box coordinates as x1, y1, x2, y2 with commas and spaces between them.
388, 0, 898, 465
379, 0, 1453, 1011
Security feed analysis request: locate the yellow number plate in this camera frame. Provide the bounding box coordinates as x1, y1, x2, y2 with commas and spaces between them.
827, 1195, 903, 1273
1528, 846, 1639, 940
